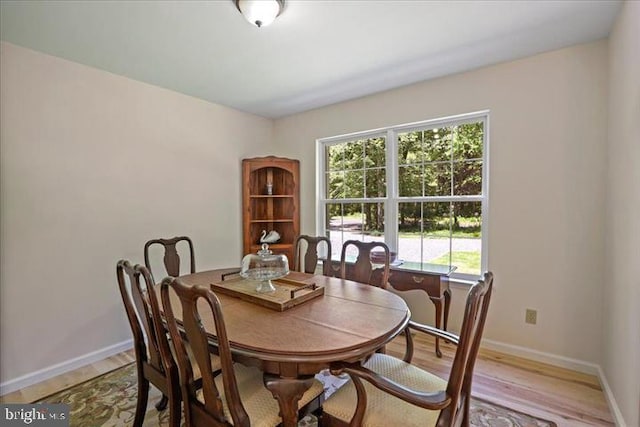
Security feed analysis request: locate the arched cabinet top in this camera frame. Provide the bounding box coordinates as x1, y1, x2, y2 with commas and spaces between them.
243, 156, 299, 175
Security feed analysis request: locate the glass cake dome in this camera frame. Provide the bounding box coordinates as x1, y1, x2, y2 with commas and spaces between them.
240, 243, 289, 293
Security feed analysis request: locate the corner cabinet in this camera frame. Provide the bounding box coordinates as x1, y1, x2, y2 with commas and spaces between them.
242, 156, 300, 265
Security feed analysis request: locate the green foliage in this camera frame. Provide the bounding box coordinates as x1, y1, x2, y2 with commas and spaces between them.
398, 124, 484, 199
326, 136, 386, 231
325, 121, 484, 236
398, 203, 481, 236
430, 251, 481, 275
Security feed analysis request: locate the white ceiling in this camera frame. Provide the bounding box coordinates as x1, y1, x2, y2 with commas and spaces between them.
0, 0, 622, 118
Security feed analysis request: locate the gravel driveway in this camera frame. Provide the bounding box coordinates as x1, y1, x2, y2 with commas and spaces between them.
327, 217, 480, 264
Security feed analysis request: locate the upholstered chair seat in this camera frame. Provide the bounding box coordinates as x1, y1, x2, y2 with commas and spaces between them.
193, 363, 324, 427
322, 353, 446, 427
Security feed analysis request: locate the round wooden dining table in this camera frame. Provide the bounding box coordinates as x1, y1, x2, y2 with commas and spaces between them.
168, 268, 411, 427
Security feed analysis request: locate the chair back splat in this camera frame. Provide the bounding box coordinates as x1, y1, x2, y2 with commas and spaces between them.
116, 260, 180, 427
294, 235, 332, 275
144, 236, 195, 278
340, 240, 391, 288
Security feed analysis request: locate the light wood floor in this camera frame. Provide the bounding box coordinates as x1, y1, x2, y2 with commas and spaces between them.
1, 335, 614, 426
387, 334, 614, 426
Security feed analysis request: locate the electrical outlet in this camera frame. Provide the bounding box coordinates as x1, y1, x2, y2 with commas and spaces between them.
525, 309, 537, 325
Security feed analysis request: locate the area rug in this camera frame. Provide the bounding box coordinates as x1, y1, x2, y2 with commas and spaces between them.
36, 363, 556, 426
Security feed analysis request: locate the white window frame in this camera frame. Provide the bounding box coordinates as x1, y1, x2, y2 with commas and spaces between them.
316, 110, 489, 281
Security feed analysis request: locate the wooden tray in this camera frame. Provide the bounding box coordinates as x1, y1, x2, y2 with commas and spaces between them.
210, 276, 324, 311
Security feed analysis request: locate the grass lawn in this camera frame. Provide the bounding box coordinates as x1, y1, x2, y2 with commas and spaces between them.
429, 251, 480, 275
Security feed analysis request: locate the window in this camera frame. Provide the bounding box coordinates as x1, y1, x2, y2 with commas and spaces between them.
317, 112, 488, 280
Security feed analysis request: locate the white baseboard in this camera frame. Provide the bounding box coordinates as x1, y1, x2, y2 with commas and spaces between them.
481, 338, 627, 426
0, 339, 133, 396
596, 366, 628, 427
481, 338, 600, 374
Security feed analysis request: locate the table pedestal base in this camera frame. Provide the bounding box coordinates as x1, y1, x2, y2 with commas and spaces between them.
264, 374, 316, 427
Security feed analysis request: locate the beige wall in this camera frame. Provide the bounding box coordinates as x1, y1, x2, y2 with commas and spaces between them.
273, 41, 609, 364
604, 2, 640, 426
2, 25, 633, 420
0, 42, 273, 383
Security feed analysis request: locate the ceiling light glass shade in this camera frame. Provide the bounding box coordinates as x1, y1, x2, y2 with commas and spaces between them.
235, 0, 284, 28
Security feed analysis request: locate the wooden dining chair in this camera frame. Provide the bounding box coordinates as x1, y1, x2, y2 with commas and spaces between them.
116, 260, 181, 427
294, 235, 332, 275
144, 236, 196, 278
340, 240, 391, 288
161, 277, 325, 427
320, 272, 494, 427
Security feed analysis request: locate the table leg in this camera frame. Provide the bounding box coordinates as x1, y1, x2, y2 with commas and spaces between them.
430, 297, 443, 358
263, 374, 315, 427
443, 288, 451, 332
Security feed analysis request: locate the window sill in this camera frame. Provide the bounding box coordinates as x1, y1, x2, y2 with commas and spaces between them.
447, 277, 477, 288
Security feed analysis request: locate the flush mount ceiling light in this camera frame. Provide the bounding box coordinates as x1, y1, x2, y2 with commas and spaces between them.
235, 0, 284, 28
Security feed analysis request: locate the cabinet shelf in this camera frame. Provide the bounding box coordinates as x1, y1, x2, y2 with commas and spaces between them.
242, 156, 300, 265
250, 243, 292, 250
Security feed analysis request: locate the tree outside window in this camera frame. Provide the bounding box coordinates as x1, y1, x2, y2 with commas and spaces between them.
319, 113, 487, 279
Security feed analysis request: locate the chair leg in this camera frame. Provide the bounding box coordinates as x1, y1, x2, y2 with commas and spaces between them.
155, 394, 169, 411
461, 397, 471, 427
167, 393, 181, 427
133, 376, 150, 427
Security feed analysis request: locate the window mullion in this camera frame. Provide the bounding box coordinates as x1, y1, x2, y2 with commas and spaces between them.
450, 126, 455, 197
386, 129, 397, 253
398, 195, 483, 203
420, 201, 424, 269
450, 127, 455, 271
316, 140, 325, 236
362, 141, 367, 198
480, 115, 490, 275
